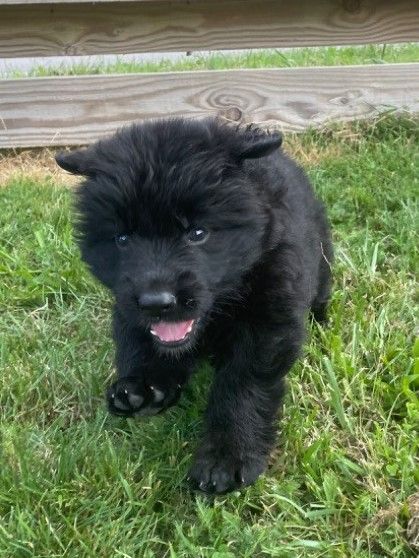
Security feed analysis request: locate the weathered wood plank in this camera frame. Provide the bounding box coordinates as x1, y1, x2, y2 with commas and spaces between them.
1, 64, 418, 148
0, 0, 172, 4
0, 0, 418, 58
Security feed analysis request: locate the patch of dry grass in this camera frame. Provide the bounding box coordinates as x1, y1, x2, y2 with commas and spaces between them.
407, 493, 419, 553
0, 148, 77, 187
0, 131, 347, 187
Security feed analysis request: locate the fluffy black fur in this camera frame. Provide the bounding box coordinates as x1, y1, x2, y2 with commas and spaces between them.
56, 117, 333, 494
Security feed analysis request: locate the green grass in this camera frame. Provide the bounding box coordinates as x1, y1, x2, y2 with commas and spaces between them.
6, 43, 419, 78
0, 116, 418, 557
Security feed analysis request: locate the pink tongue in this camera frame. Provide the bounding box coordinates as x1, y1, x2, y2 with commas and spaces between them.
151, 320, 194, 342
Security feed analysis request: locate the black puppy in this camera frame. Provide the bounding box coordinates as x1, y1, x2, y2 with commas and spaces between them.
56, 118, 332, 493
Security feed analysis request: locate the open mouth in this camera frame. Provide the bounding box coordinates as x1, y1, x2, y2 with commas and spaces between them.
150, 319, 196, 346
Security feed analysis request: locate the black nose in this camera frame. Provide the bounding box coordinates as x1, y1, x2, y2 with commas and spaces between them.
138, 291, 177, 314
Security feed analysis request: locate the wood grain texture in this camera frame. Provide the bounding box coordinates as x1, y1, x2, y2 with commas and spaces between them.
1, 0, 177, 4
1, 64, 418, 148
1, 0, 418, 58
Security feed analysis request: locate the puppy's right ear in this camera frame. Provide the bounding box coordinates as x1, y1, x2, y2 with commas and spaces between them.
55, 149, 95, 177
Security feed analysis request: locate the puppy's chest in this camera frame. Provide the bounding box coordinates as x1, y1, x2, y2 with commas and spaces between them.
202, 296, 262, 352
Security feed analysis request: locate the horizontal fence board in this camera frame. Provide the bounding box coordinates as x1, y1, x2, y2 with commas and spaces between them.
1, 0, 418, 58
1, 64, 418, 148
1, 0, 170, 4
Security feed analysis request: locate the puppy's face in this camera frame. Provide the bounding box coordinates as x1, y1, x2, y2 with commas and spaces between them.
56, 119, 281, 353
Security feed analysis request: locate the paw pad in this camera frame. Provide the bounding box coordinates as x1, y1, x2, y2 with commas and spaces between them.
107, 378, 181, 417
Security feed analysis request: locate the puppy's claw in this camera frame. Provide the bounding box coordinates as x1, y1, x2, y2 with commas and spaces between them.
127, 393, 144, 408
108, 376, 184, 418
152, 388, 165, 403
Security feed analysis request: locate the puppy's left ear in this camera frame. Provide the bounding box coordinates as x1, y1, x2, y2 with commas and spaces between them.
239, 132, 282, 160
55, 148, 95, 177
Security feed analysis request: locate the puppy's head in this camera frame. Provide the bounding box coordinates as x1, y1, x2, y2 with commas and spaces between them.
56, 118, 282, 353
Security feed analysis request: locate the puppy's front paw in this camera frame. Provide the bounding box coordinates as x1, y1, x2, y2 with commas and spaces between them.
188, 442, 267, 494
107, 377, 181, 417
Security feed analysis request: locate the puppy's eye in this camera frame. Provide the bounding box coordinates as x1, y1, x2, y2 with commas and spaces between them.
115, 233, 129, 246
187, 228, 209, 244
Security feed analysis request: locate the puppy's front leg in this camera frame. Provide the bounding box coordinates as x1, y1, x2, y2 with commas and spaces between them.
107, 310, 194, 417
188, 320, 304, 493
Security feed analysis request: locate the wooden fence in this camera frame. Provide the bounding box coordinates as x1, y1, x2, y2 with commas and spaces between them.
0, 0, 418, 148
